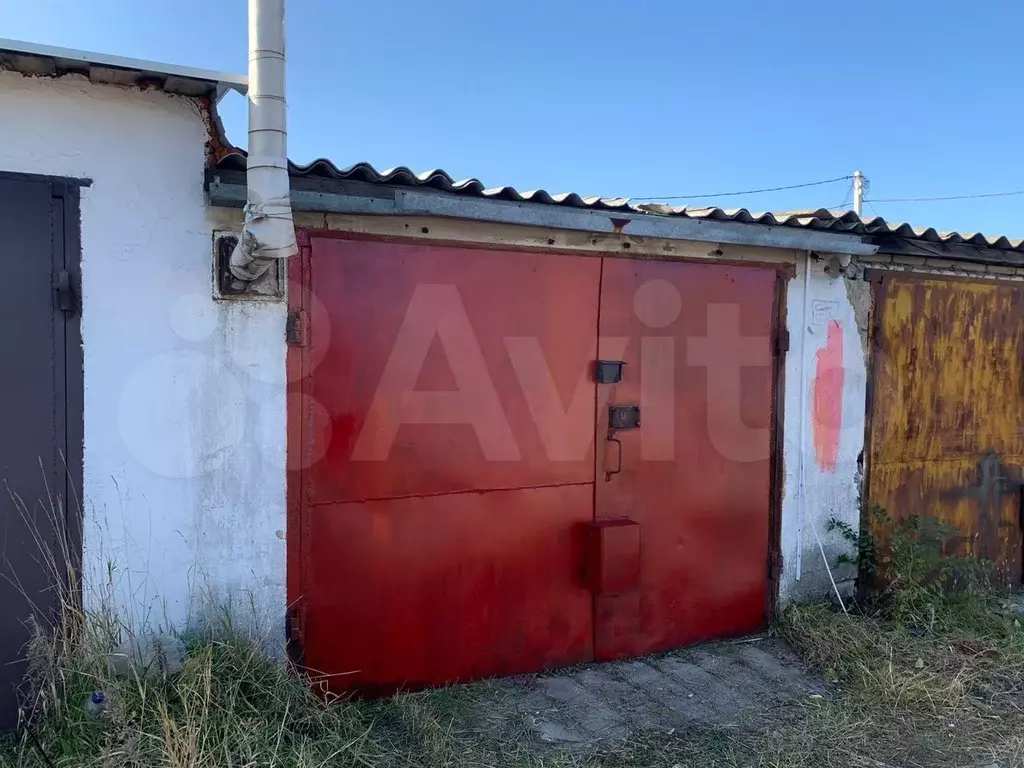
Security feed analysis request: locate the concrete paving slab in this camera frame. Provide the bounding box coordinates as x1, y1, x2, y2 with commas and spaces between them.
469, 636, 828, 752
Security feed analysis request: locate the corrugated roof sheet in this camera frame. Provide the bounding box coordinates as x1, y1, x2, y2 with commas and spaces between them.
215, 152, 1024, 253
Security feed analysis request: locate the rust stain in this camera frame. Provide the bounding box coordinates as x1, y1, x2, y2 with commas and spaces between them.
868, 275, 1024, 584
812, 320, 844, 473
936, 452, 1022, 563
609, 217, 631, 234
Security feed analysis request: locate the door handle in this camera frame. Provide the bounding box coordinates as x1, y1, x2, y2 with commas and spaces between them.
604, 405, 638, 482
605, 437, 623, 481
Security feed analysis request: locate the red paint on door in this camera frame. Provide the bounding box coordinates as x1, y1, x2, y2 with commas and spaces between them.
309, 239, 600, 503
812, 320, 844, 473
297, 237, 600, 691
290, 234, 780, 692
306, 486, 594, 693
593, 259, 777, 659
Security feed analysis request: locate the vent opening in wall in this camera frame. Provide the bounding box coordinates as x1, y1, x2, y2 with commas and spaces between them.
214, 232, 284, 300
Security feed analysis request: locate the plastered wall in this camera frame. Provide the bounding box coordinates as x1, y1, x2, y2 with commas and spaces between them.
0, 70, 286, 637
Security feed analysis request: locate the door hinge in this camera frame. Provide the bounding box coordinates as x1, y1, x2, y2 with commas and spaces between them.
768, 551, 784, 581
285, 605, 304, 646
55, 269, 75, 313
775, 328, 790, 355
286, 310, 307, 346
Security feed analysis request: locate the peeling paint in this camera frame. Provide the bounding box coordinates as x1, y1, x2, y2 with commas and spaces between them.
843, 276, 872, 358
779, 258, 865, 605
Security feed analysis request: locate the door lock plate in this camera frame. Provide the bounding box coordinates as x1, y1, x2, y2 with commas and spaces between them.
608, 405, 641, 430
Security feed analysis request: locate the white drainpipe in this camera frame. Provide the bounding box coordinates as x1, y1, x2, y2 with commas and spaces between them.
229, 0, 297, 281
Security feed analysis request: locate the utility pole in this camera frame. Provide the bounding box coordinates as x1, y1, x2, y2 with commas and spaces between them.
853, 170, 864, 216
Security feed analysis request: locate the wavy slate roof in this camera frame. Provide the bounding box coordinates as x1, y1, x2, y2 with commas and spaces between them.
215, 152, 1024, 253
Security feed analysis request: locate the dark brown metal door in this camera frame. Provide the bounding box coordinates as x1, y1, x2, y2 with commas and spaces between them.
0, 174, 82, 729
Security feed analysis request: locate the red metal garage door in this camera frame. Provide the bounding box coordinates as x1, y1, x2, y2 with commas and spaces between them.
287, 232, 779, 693
592, 258, 778, 660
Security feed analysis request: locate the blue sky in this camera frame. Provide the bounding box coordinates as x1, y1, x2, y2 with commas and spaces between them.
4, 0, 1024, 237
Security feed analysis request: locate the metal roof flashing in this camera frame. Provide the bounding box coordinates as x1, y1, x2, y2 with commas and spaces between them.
0, 38, 247, 101
209, 154, 1023, 264
207, 158, 879, 257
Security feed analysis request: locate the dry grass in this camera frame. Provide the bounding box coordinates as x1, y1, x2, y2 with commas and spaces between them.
6, 593, 1024, 767
0, 480, 385, 767
772, 599, 1024, 768
4, 485, 1023, 766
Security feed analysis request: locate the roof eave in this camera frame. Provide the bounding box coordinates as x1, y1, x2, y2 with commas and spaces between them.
206, 169, 878, 256
0, 37, 247, 101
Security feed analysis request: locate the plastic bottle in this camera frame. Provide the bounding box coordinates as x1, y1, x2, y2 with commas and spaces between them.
83, 691, 107, 718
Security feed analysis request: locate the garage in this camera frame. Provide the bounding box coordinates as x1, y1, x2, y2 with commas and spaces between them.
287, 232, 784, 692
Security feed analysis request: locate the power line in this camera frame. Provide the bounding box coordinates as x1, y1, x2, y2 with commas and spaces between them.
866, 190, 1024, 203
625, 171, 1024, 208
834, 179, 854, 211
629, 175, 853, 201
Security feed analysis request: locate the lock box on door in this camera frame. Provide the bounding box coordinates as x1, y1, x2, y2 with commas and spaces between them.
581, 518, 641, 594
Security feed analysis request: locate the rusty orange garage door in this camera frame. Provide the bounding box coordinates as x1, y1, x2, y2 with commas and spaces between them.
287, 233, 781, 692
867, 273, 1024, 584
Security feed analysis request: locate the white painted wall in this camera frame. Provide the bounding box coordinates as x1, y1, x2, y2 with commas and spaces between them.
0, 71, 286, 637
778, 256, 868, 604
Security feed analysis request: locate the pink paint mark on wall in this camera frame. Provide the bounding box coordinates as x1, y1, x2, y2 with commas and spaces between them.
812, 320, 844, 473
